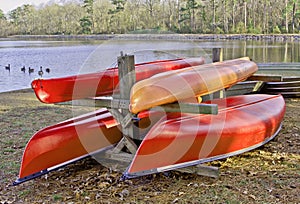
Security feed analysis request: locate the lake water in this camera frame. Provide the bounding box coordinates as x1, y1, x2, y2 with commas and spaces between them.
0, 38, 299, 93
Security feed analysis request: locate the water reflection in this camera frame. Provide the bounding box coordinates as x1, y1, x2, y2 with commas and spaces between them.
221, 40, 300, 62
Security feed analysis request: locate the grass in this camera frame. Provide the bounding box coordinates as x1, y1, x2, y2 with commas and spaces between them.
52, 194, 62, 201
0, 89, 299, 203
18, 190, 31, 197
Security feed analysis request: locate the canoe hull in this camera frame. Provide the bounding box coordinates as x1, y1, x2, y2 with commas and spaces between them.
125, 94, 285, 177
15, 108, 164, 185
15, 109, 121, 184
130, 57, 258, 114
32, 58, 205, 104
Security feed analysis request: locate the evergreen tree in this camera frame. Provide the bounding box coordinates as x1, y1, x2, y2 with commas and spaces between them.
80, 0, 94, 34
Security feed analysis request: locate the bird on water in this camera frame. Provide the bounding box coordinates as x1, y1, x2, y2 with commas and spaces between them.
38, 66, 44, 77
21, 66, 26, 73
28, 67, 34, 74
5, 64, 10, 72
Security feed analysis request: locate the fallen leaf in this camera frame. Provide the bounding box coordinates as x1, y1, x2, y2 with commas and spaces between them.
249, 195, 256, 200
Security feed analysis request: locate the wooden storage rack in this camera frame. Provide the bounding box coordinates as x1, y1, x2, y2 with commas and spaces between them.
74, 52, 220, 178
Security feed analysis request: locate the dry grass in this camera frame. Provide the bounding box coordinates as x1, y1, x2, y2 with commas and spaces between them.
0, 89, 299, 203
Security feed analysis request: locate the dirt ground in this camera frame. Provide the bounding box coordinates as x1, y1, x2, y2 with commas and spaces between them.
0, 89, 299, 203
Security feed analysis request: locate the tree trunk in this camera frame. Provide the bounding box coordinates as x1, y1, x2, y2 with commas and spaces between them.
252, 0, 256, 28
244, 1, 247, 32
223, 0, 228, 33
192, 0, 195, 32
263, 0, 267, 33
292, 1, 296, 33
232, 0, 235, 32
285, 0, 289, 33
213, 0, 216, 33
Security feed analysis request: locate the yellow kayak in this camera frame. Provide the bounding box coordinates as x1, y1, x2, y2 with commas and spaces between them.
130, 57, 258, 114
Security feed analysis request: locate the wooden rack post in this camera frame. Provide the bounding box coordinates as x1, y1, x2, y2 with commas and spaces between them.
115, 53, 139, 139
212, 48, 225, 99
212, 48, 222, 62
106, 53, 138, 160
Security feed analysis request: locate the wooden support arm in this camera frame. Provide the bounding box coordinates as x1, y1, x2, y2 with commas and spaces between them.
155, 102, 218, 115
71, 97, 129, 109
72, 97, 218, 115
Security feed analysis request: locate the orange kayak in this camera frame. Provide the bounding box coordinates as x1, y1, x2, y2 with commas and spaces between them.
32, 58, 205, 104
125, 94, 285, 177
130, 57, 258, 114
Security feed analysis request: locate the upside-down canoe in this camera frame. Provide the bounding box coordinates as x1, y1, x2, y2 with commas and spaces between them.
14, 109, 120, 185
14, 108, 163, 185
125, 94, 285, 178
32, 58, 205, 104
130, 57, 258, 114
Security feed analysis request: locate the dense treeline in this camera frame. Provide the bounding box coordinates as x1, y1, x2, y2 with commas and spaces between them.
0, 0, 299, 37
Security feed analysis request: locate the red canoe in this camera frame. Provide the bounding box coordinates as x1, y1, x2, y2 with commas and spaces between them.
125, 94, 285, 178
14, 108, 163, 185
14, 109, 121, 185
32, 58, 205, 104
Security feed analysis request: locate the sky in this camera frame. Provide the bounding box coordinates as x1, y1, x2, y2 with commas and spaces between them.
0, 0, 51, 14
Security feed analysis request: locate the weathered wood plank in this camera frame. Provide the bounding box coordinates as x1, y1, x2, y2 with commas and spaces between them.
247, 74, 282, 82
117, 54, 136, 100
282, 76, 300, 82
69, 97, 219, 115
115, 54, 139, 139
177, 164, 219, 178
105, 151, 133, 163
265, 81, 300, 88
257, 63, 300, 69
212, 48, 222, 62
153, 103, 218, 115
265, 87, 300, 92
280, 92, 300, 98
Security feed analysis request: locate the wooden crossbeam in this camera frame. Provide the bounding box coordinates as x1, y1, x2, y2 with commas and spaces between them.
71, 97, 219, 116
154, 102, 218, 115
247, 74, 282, 82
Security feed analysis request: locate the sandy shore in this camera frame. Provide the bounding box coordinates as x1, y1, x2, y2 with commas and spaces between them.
0, 89, 299, 203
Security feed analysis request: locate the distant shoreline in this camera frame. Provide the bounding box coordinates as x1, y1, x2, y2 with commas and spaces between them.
0, 88, 33, 95
6, 33, 300, 41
